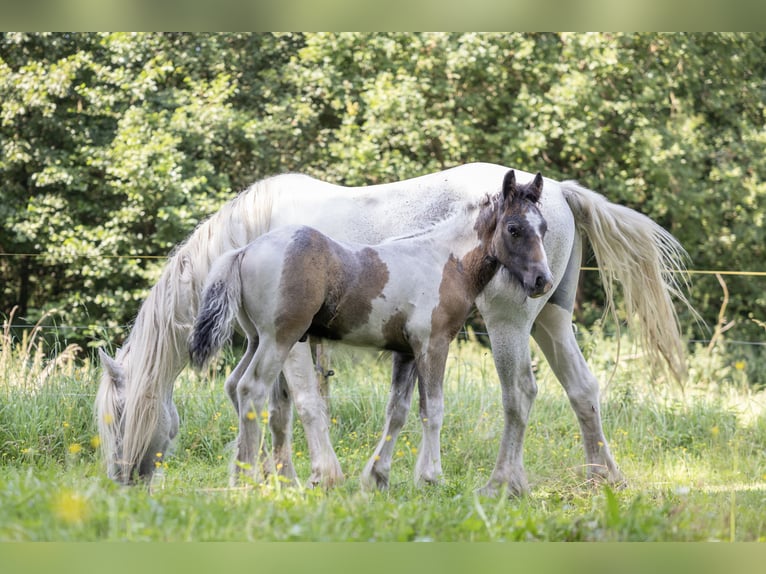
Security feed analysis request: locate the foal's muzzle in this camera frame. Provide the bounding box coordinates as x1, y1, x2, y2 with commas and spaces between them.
527, 272, 554, 299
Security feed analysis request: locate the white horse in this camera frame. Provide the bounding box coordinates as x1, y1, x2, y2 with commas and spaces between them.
187, 170, 552, 487
96, 162, 691, 495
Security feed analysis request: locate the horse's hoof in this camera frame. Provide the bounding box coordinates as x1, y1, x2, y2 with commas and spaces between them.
586, 464, 627, 490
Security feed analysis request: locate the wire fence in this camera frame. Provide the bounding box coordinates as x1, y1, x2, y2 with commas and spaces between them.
3, 254, 766, 348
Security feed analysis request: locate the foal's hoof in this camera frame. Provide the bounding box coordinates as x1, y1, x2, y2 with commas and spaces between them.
307, 468, 345, 490
229, 470, 259, 489
360, 467, 389, 491
414, 473, 444, 487
475, 480, 527, 499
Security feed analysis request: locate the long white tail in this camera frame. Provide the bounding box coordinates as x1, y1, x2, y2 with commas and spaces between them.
188, 249, 245, 369
562, 181, 696, 382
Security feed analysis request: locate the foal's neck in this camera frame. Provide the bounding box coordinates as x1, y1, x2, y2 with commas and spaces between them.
407, 204, 500, 299
457, 244, 500, 300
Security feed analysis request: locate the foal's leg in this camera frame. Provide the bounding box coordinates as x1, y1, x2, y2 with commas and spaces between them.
233, 338, 290, 485
281, 341, 344, 488
533, 303, 624, 486
413, 342, 449, 486
224, 330, 279, 475
268, 373, 297, 483
224, 336, 258, 415
361, 352, 417, 489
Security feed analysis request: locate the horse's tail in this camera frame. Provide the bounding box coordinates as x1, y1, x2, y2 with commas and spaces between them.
188, 248, 246, 369
561, 181, 697, 382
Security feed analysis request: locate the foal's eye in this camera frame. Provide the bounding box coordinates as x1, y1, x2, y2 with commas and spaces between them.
507, 224, 521, 238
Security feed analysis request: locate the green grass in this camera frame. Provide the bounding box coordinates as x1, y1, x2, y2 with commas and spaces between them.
1, 324, 765, 541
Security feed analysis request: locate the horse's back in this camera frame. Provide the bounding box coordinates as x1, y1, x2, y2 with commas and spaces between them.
256, 164, 578, 325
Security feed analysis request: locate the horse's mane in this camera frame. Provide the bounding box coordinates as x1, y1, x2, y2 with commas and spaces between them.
113, 174, 294, 474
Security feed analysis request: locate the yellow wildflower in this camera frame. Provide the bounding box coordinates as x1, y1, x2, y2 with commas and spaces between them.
53, 490, 88, 525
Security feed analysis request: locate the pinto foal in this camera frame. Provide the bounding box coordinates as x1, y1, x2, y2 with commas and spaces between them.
189, 170, 552, 487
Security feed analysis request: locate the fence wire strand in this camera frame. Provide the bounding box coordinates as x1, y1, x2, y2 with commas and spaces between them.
2, 259, 766, 348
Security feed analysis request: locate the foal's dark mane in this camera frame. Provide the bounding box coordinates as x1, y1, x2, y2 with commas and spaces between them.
473, 184, 541, 245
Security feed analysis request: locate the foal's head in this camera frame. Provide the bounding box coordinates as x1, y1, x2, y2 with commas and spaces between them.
485, 170, 553, 298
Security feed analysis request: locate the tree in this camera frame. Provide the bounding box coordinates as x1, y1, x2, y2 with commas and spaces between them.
2, 33, 765, 352
0, 32, 298, 342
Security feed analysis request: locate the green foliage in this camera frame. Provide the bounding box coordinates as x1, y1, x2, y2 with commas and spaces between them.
0, 33, 297, 341
2, 33, 766, 348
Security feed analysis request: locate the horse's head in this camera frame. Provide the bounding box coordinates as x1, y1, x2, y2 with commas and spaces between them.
489, 170, 554, 298
95, 348, 178, 485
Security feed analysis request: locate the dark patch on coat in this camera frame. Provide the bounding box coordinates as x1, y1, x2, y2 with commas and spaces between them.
274, 227, 390, 347
381, 309, 410, 352
430, 251, 499, 345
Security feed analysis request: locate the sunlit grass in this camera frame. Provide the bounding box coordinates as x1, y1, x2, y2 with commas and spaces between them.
1, 324, 765, 541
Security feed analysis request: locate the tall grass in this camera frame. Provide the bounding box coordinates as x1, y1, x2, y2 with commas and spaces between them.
1, 317, 765, 541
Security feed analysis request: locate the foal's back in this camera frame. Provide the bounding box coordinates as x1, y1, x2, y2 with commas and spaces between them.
240, 224, 458, 355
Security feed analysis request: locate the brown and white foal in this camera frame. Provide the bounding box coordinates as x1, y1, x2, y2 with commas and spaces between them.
189, 170, 552, 487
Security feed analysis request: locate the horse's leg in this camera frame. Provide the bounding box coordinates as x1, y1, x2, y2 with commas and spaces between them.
533, 303, 625, 486
268, 373, 297, 483
476, 310, 537, 497
281, 341, 344, 488
532, 231, 624, 486
413, 342, 449, 486
361, 352, 417, 489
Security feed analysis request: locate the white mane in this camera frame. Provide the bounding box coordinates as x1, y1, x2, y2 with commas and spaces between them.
99, 175, 287, 475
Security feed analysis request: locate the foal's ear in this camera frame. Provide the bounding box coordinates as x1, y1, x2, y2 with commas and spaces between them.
99, 348, 125, 390
502, 170, 517, 203
525, 172, 544, 204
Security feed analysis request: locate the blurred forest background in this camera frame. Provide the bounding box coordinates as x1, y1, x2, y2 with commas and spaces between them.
1, 32, 765, 360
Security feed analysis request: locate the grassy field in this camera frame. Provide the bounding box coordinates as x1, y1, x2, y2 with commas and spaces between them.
1, 320, 765, 542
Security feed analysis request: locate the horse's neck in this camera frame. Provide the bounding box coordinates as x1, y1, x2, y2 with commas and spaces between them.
118, 182, 278, 396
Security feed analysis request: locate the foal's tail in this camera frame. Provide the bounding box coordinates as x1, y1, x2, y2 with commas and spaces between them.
562, 181, 697, 382
188, 249, 246, 369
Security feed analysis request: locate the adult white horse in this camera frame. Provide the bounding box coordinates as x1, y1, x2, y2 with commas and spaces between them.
96, 162, 691, 495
